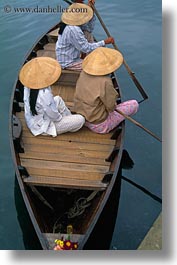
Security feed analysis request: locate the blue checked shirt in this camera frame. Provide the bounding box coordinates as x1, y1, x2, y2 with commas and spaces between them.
55, 24, 105, 68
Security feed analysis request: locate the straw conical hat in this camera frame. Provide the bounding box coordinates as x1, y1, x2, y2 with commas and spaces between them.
82, 47, 124, 76
19, 57, 61, 89
61, 3, 93, 26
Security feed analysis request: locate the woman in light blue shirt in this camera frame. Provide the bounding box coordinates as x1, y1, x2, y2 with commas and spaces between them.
56, 2, 114, 71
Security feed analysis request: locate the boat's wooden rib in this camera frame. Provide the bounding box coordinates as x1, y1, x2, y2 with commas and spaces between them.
11, 22, 125, 250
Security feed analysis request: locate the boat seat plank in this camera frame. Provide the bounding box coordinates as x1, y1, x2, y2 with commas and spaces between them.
36, 48, 80, 76
20, 149, 110, 166
54, 72, 80, 87
51, 85, 76, 102
20, 157, 109, 188
37, 49, 80, 86
37, 50, 56, 59
61, 69, 81, 75
43, 233, 84, 250
24, 175, 107, 190
43, 43, 56, 51
47, 28, 59, 38
36, 49, 80, 75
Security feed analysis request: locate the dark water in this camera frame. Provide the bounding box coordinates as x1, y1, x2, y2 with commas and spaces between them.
0, 0, 162, 250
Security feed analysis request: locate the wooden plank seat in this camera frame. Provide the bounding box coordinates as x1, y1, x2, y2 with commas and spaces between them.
56, 71, 80, 87
23, 175, 108, 190
17, 111, 115, 190
51, 84, 76, 101
47, 28, 59, 41
37, 49, 56, 59
36, 48, 80, 86
36, 42, 81, 84
36, 44, 81, 75
43, 43, 56, 51
20, 157, 109, 191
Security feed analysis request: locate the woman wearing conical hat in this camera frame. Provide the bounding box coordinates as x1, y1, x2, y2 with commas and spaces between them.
74, 47, 139, 134
19, 57, 85, 137
56, 2, 114, 71
73, 0, 96, 43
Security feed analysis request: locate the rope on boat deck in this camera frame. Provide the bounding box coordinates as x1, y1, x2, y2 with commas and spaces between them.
67, 190, 98, 219
52, 191, 98, 233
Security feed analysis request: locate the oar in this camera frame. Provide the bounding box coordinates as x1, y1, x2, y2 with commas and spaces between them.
91, 4, 149, 102
115, 108, 162, 142
110, 72, 161, 142
63, 0, 73, 4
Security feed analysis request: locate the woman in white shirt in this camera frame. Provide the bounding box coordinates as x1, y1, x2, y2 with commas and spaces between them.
19, 57, 85, 137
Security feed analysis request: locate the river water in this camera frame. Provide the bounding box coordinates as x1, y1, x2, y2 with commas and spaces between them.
0, 0, 162, 250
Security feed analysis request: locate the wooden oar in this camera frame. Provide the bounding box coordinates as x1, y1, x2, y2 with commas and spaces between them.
110, 72, 161, 142
115, 108, 162, 142
91, 4, 149, 101
64, 0, 73, 4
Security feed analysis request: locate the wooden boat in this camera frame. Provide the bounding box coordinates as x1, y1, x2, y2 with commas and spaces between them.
10, 23, 125, 250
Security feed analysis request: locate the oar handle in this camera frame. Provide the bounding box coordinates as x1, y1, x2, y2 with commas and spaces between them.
63, 0, 72, 4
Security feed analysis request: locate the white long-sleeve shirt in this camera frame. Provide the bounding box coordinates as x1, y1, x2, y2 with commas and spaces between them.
55, 25, 105, 68
24, 87, 64, 137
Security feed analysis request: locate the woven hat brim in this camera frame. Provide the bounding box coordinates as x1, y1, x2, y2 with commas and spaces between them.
61, 3, 93, 26
82, 47, 124, 76
19, 57, 61, 89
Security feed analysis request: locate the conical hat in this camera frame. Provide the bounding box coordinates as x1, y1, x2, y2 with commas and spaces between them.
19, 57, 61, 89
82, 47, 124, 76
61, 3, 93, 26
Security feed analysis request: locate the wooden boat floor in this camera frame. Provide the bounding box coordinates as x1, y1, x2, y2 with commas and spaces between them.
17, 111, 116, 190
